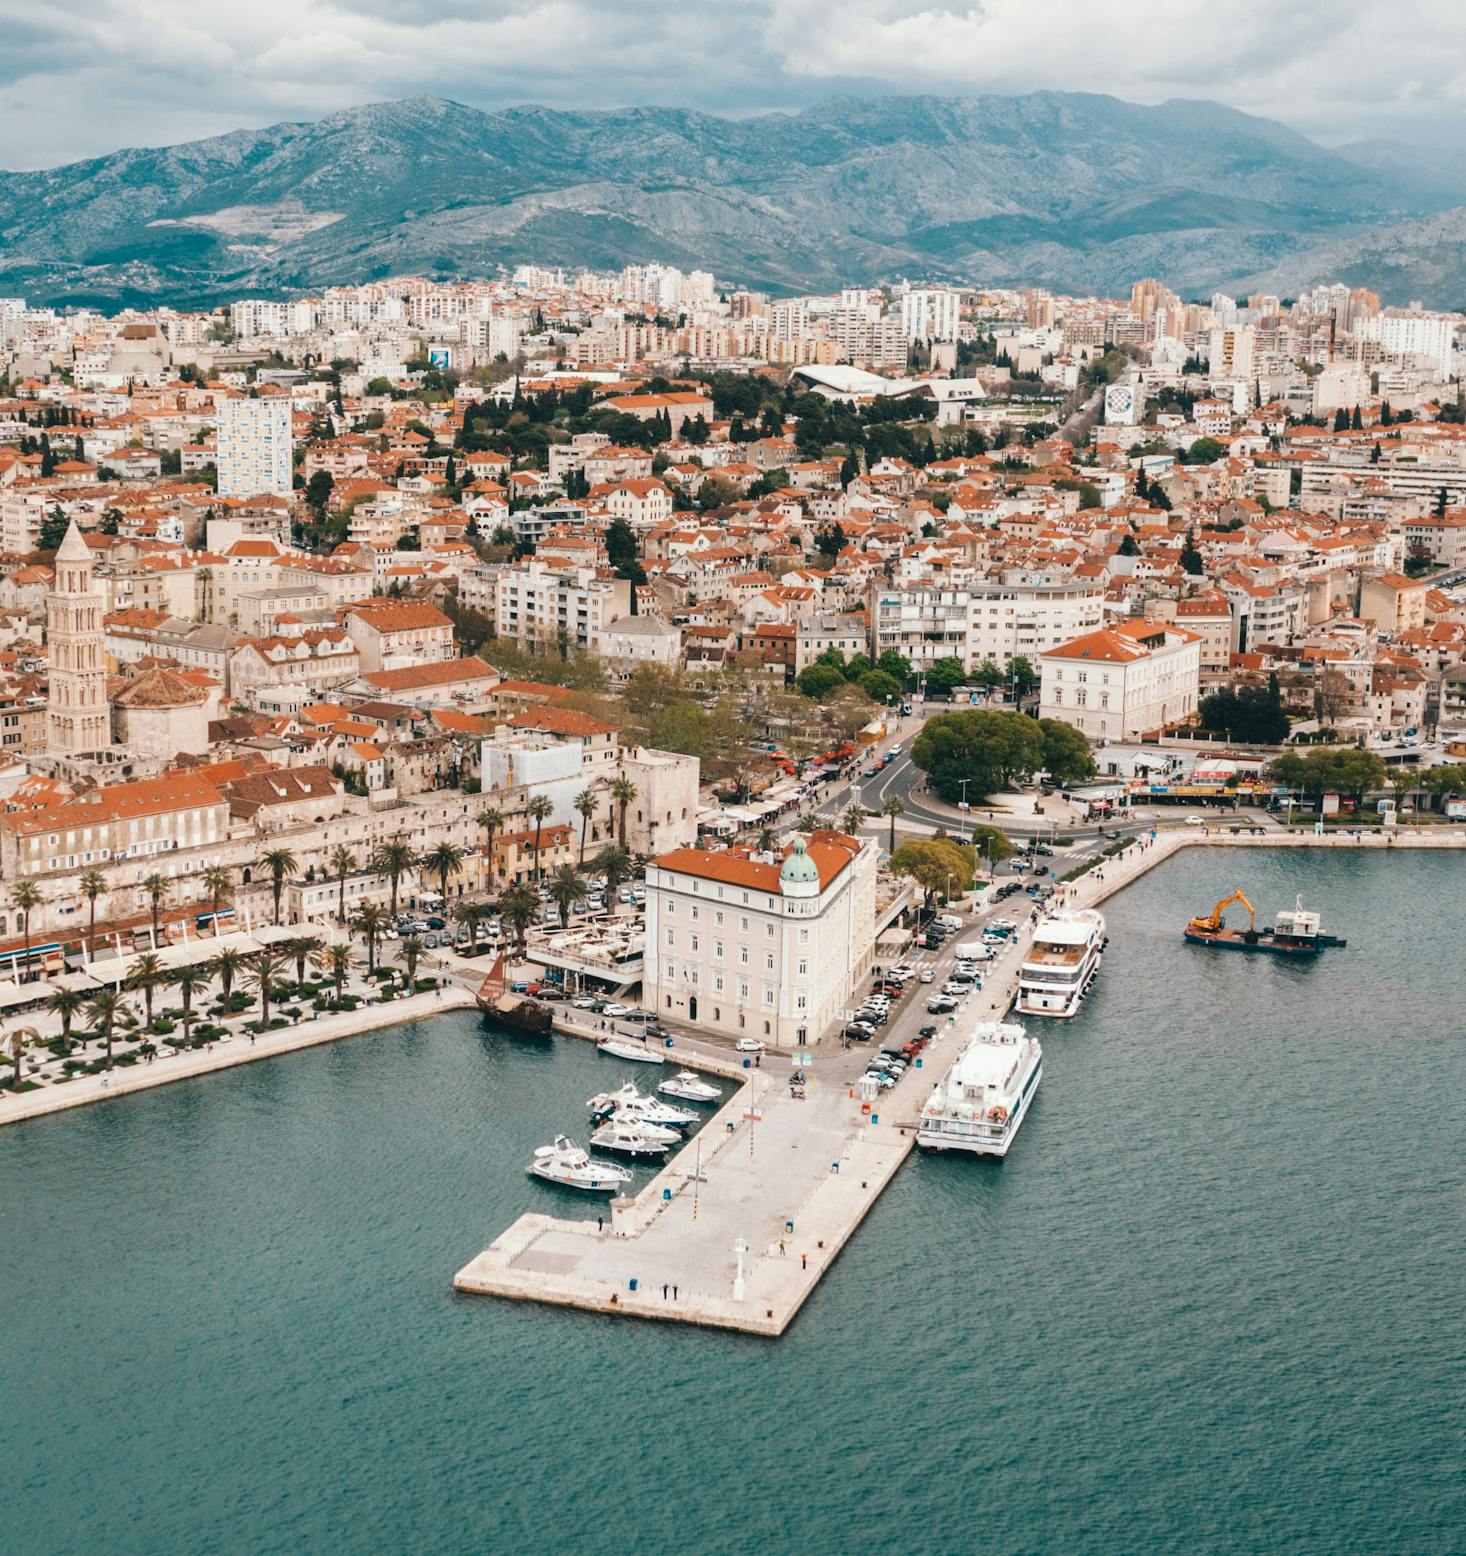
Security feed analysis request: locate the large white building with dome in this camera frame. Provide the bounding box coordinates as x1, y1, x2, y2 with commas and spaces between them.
642, 829, 878, 1048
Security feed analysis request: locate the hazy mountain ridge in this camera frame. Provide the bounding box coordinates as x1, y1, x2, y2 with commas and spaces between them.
1, 92, 1462, 308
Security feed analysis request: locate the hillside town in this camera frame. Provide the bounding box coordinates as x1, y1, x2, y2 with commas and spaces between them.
1, 263, 1466, 1082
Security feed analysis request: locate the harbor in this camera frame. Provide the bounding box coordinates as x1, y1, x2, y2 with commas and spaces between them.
454, 819, 1466, 1336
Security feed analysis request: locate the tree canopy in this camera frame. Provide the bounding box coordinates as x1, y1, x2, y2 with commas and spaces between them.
888, 837, 979, 904
1037, 718, 1096, 785
1199, 684, 1290, 745
910, 709, 1046, 802
1267, 747, 1387, 802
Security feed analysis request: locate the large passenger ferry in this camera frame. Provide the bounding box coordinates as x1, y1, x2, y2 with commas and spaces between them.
917, 1020, 1042, 1157
1015, 907, 1105, 1019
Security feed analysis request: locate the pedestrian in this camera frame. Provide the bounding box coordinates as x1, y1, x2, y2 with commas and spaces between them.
663, 1283, 668, 1300
801, 1252, 808, 1270
673, 1284, 678, 1300
779, 1238, 786, 1256
597, 1215, 604, 1233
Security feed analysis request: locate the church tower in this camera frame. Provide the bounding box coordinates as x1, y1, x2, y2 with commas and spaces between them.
46, 522, 111, 755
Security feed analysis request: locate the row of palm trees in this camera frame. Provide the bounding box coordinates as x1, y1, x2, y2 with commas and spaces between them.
36, 933, 360, 1070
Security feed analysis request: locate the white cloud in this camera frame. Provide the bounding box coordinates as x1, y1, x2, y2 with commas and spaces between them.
0, 0, 1463, 167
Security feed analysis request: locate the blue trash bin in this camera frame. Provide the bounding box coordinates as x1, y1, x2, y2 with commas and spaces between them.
629, 1278, 638, 1292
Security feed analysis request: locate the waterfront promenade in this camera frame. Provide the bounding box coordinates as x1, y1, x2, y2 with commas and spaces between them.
0, 985, 478, 1127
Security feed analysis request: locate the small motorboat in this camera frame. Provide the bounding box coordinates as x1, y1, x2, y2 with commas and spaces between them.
589, 1119, 673, 1158
597, 1036, 663, 1064
527, 1136, 633, 1193
587, 1082, 696, 1129
658, 1070, 720, 1104
606, 1107, 680, 1145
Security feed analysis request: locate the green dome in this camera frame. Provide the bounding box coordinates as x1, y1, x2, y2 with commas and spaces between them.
780, 837, 820, 887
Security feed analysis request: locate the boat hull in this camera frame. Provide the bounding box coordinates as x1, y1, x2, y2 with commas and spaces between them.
597, 1039, 663, 1064
918, 1061, 1042, 1157
528, 1165, 630, 1193
1183, 929, 1329, 955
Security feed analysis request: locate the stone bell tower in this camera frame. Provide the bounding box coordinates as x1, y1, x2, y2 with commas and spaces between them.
46, 521, 111, 756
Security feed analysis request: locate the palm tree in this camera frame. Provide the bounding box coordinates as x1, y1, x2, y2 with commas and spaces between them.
399, 935, 424, 992
573, 786, 599, 865
127, 952, 166, 1026
609, 776, 637, 849
86, 987, 126, 1068
371, 837, 415, 918
353, 904, 387, 974
881, 794, 905, 853
757, 826, 776, 854
500, 882, 538, 954
282, 935, 321, 988
315, 943, 354, 1003
249, 954, 287, 1027
142, 873, 168, 946
258, 848, 298, 926
173, 964, 210, 1046
329, 845, 357, 924
420, 841, 464, 902
210, 946, 247, 1003
10, 882, 40, 983
201, 864, 233, 934
591, 845, 632, 903
8, 1027, 23, 1090
547, 863, 589, 928
526, 794, 554, 879
453, 901, 490, 947
476, 806, 505, 885
47, 985, 87, 1053
80, 869, 106, 956
841, 803, 867, 835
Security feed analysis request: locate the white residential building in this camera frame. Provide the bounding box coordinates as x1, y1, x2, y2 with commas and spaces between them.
873, 574, 1105, 673
215, 396, 293, 498
901, 288, 961, 344
643, 829, 877, 1048
1039, 619, 1201, 741
493, 559, 633, 654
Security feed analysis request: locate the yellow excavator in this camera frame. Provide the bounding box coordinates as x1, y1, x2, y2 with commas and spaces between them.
1187, 888, 1256, 937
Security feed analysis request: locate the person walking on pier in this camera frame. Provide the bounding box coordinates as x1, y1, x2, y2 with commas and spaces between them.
801, 1252, 808, 1270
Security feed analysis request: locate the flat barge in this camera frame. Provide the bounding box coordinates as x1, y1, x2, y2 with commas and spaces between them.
1184, 891, 1346, 955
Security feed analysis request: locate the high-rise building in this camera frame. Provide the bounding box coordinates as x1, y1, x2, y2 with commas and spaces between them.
46, 522, 111, 755
216, 396, 293, 498
901, 288, 961, 343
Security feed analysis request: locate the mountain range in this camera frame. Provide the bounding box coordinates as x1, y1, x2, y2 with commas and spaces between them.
3, 92, 1465, 310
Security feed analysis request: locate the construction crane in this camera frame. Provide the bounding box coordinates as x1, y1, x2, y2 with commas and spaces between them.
1187, 888, 1256, 937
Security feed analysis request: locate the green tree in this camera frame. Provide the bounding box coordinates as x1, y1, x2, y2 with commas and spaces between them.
370, 838, 415, 917
316, 943, 355, 1002
547, 863, 589, 928
875, 649, 912, 687
969, 824, 1015, 871
173, 964, 210, 1046
922, 656, 966, 696
201, 864, 233, 934
420, 841, 465, 901
86, 987, 128, 1069
1180, 528, 1204, 576
80, 869, 106, 957
500, 882, 539, 953
796, 663, 845, 700
209, 946, 246, 1002
573, 786, 600, 865
142, 872, 168, 947
10, 882, 40, 983
1037, 718, 1096, 784
250, 954, 287, 1026
590, 845, 633, 901
881, 794, 905, 852
283, 935, 321, 988
352, 905, 388, 975
910, 709, 1045, 803
127, 952, 166, 1025
1009, 657, 1038, 696
1198, 686, 1290, 745
476, 807, 505, 886
526, 794, 555, 879
859, 669, 902, 704
47, 985, 87, 1054
399, 936, 424, 992
257, 848, 298, 926
304, 469, 334, 517
329, 845, 357, 925
609, 776, 637, 849
888, 837, 979, 907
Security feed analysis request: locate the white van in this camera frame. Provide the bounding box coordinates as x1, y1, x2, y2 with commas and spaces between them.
936, 913, 963, 932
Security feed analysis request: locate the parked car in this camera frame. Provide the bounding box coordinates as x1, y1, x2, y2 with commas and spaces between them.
927, 996, 958, 1014
572, 996, 598, 1009
919, 968, 935, 983
919, 1024, 938, 1038
735, 1038, 766, 1053
602, 1002, 630, 1017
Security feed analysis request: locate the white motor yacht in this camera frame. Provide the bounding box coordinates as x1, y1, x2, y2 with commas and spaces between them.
597, 1036, 663, 1064
607, 1108, 680, 1145
527, 1136, 634, 1192
589, 1119, 673, 1158
917, 1020, 1042, 1158
658, 1070, 720, 1104
1016, 908, 1106, 1019
587, 1082, 696, 1129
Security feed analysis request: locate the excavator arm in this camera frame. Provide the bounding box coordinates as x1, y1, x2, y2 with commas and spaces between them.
1187, 888, 1256, 934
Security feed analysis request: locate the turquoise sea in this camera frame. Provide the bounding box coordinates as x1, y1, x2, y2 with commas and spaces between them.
3, 846, 1463, 1554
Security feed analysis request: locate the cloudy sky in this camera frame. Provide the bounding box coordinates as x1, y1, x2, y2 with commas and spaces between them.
1, 0, 1461, 168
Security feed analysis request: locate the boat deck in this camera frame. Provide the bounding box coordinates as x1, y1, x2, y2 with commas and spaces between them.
1023, 942, 1089, 967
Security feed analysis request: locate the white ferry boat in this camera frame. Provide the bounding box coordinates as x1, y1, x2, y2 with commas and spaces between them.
916, 1020, 1042, 1157
1015, 908, 1105, 1019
